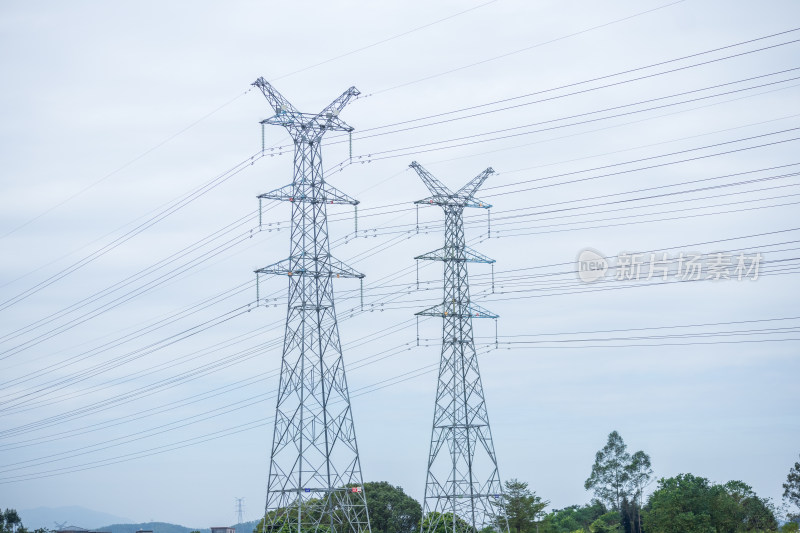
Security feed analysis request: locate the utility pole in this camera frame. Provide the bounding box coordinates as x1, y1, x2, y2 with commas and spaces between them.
252, 77, 371, 533
411, 161, 509, 533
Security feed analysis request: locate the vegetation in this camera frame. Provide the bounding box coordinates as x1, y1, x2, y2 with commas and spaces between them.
419, 512, 473, 533
0, 509, 49, 533
642, 474, 777, 533
784, 455, 800, 523
11, 436, 795, 533
360, 481, 421, 533
584, 431, 652, 532
499, 479, 549, 533
1, 510, 24, 533
541, 501, 607, 533
252, 482, 419, 533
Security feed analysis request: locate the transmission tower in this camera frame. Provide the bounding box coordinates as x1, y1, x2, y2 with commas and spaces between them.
235, 497, 245, 525
411, 161, 509, 533
252, 77, 371, 533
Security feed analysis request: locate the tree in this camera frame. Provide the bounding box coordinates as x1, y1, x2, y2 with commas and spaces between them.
588, 512, 620, 533
784, 455, 800, 522
2, 510, 22, 533
539, 501, 605, 533
500, 479, 549, 533
360, 481, 421, 533
252, 497, 331, 533
585, 431, 631, 512
624, 451, 652, 533
643, 474, 717, 533
420, 512, 472, 533
717, 480, 778, 532
642, 473, 778, 533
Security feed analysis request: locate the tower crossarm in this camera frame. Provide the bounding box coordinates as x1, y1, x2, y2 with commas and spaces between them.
311, 86, 361, 132
252, 77, 301, 119
415, 301, 498, 319
415, 246, 494, 264
256, 255, 364, 279
253, 78, 359, 138
411, 162, 494, 209
410, 161, 453, 202
258, 182, 359, 205
455, 168, 494, 207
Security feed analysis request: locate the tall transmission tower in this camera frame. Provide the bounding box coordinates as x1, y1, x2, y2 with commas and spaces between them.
411, 161, 509, 533
252, 77, 371, 533
235, 497, 245, 526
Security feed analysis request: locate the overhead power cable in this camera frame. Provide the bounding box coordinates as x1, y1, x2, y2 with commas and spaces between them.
0, 89, 257, 241
369, 0, 689, 95
341, 28, 800, 135
0, 151, 266, 312
334, 51, 800, 143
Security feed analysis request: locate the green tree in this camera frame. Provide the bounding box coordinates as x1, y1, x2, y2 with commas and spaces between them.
500, 479, 549, 533
252, 498, 331, 533
420, 512, 472, 533
2, 510, 22, 533
540, 501, 606, 533
716, 480, 777, 532
588, 512, 620, 533
625, 451, 652, 533
784, 455, 800, 523
585, 431, 631, 512
585, 431, 652, 533
642, 473, 778, 533
360, 481, 421, 533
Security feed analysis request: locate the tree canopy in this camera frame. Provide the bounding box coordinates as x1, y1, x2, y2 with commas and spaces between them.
541, 501, 607, 533
1, 511, 22, 533
584, 431, 652, 532
500, 478, 549, 533
784, 455, 800, 523
252, 483, 418, 533
361, 481, 421, 533
642, 473, 777, 533
419, 512, 473, 533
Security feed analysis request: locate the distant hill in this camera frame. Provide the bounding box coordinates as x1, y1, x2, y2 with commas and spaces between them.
20, 507, 132, 531
232, 520, 260, 533
100, 523, 201, 533
17, 507, 260, 533
99, 520, 260, 533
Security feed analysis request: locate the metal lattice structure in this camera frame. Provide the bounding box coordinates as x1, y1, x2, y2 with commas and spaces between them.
411, 161, 509, 533
253, 77, 370, 533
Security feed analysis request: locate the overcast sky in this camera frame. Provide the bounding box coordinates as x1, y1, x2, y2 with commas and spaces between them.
1, 0, 799, 528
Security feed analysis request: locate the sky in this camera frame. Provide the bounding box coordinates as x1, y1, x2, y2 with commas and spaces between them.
1, 0, 799, 528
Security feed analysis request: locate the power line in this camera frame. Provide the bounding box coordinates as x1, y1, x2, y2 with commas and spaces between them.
369, 0, 689, 95
341, 27, 800, 135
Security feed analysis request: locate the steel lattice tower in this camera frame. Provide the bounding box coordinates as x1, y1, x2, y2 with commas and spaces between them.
252, 77, 370, 533
411, 161, 509, 533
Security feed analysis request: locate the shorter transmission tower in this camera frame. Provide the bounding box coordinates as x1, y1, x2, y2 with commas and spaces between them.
412, 161, 509, 533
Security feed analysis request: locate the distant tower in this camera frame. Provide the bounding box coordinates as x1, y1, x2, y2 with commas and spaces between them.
411, 161, 509, 533
235, 497, 245, 525
252, 77, 371, 533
